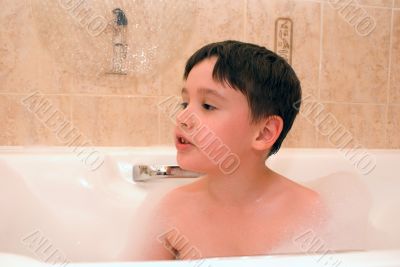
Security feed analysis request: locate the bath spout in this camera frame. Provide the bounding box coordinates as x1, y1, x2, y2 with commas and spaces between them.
132, 165, 201, 182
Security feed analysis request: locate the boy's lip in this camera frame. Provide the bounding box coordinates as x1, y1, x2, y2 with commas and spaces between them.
175, 132, 194, 150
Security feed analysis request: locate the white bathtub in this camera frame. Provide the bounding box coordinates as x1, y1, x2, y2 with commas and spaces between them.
0, 146, 399, 267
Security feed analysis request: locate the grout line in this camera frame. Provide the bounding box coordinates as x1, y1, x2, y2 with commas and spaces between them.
69, 76, 73, 123
0, 92, 161, 98
326, 0, 395, 10
314, 101, 388, 105
357, 5, 394, 10
69, 94, 73, 123
316, 1, 325, 146
300, 0, 393, 8
384, 0, 395, 146
158, 97, 161, 145
1, 93, 392, 105
318, 2, 324, 102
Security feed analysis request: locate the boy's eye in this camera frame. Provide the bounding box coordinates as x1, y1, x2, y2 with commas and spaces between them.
202, 103, 216, 111
180, 102, 188, 109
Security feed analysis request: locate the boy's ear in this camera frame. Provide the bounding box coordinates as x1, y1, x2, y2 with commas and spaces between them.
252, 115, 284, 151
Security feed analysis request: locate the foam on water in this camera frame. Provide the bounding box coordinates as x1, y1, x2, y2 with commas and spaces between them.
306, 171, 373, 252
120, 171, 399, 259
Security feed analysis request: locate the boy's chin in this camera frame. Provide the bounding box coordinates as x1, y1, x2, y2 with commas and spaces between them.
176, 156, 212, 174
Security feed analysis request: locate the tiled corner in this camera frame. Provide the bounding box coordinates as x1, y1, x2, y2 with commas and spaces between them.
395, 0, 400, 8
321, 4, 391, 103
68, 74, 160, 96
246, 0, 321, 99
390, 10, 400, 104
159, 58, 186, 96
71, 96, 159, 146
0, 94, 71, 145
184, 0, 244, 54
387, 105, 400, 148
282, 97, 321, 148
283, 112, 319, 148
316, 103, 386, 148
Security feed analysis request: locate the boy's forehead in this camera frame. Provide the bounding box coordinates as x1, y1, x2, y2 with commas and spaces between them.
182, 80, 234, 98
181, 87, 226, 100
187, 57, 217, 80
183, 60, 232, 94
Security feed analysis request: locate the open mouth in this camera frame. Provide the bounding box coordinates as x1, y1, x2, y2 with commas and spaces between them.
177, 135, 193, 145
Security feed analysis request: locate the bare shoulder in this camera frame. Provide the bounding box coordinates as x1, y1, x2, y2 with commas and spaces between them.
276, 172, 324, 215
155, 177, 206, 216
287, 178, 320, 203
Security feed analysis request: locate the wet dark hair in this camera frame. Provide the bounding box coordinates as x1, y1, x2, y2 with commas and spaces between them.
183, 40, 301, 156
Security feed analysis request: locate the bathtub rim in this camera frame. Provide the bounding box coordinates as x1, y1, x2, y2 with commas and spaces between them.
2, 249, 400, 267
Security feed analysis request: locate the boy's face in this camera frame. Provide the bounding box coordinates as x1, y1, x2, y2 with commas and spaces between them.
175, 57, 258, 174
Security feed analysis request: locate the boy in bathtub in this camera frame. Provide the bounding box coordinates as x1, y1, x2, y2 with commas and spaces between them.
135, 40, 324, 260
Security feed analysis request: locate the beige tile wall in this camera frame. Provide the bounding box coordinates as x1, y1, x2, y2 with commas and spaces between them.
0, 0, 399, 148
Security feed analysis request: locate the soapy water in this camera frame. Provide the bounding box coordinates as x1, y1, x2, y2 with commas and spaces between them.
306, 172, 373, 252
2, 153, 398, 262
120, 171, 400, 260
29, 0, 197, 83
308, 172, 400, 251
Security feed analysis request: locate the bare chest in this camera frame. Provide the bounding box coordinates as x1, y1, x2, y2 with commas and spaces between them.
167, 205, 299, 259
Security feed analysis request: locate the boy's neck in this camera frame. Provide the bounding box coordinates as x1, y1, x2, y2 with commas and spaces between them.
203, 157, 280, 206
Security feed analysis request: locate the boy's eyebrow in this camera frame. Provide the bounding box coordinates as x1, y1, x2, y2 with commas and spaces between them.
181, 87, 226, 100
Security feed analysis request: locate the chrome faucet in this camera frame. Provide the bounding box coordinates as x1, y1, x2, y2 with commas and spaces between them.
132, 165, 201, 182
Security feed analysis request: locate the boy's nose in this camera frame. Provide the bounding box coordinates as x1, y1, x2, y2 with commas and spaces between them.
180, 121, 190, 129
176, 109, 199, 132
177, 111, 193, 129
